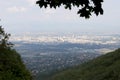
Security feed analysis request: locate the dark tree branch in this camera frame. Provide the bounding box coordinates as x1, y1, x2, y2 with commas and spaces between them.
36, 0, 104, 18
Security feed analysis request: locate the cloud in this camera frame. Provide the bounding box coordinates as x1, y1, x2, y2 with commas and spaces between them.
27, 0, 37, 5
7, 6, 27, 13
44, 8, 56, 14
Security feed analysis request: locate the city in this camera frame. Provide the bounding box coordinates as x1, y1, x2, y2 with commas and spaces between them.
11, 33, 120, 80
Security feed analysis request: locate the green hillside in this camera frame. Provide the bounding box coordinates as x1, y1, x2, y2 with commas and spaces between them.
50, 48, 120, 80
0, 48, 32, 80
0, 26, 32, 80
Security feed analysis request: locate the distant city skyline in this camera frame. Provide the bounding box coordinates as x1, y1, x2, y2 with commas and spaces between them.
0, 0, 120, 34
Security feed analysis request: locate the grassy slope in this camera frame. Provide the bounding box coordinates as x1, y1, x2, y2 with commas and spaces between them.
0, 49, 32, 80
50, 48, 120, 80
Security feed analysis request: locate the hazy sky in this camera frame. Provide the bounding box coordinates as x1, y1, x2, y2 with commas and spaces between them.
0, 0, 120, 34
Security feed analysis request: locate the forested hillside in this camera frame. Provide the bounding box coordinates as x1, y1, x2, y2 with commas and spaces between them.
0, 26, 32, 80
0, 49, 32, 80
50, 48, 120, 80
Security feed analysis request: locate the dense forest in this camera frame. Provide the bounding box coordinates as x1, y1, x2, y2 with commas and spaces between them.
0, 49, 32, 80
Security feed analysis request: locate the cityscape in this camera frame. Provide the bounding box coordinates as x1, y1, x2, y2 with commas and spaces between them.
11, 33, 120, 80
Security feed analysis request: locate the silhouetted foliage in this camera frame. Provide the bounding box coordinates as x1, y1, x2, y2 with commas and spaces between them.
0, 26, 13, 50
0, 26, 32, 80
36, 0, 104, 18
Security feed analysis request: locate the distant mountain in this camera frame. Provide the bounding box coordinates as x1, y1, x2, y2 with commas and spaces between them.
50, 48, 120, 80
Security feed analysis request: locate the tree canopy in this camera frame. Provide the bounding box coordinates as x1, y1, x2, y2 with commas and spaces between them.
36, 0, 104, 18
0, 26, 13, 51
0, 26, 32, 80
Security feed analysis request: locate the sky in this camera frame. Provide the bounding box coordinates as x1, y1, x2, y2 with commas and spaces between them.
0, 0, 120, 34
